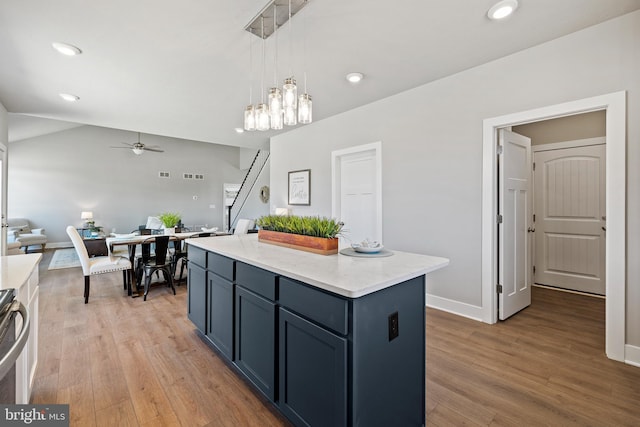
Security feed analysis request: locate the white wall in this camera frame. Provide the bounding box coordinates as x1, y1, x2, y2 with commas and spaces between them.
0, 102, 7, 143
8, 125, 245, 244
270, 11, 640, 344
236, 157, 271, 225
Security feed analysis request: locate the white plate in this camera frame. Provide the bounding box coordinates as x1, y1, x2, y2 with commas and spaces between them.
353, 245, 384, 253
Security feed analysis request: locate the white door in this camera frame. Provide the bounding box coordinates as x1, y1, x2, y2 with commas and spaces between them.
332, 142, 382, 248
0, 142, 6, 256
498, 129, 532, 320
533, 144, 606, 295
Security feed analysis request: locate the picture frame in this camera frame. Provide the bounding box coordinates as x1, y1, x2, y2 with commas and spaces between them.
288, 169, 311, 205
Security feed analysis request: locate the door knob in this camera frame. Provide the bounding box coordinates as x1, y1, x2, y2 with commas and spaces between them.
527, 227, 535, 233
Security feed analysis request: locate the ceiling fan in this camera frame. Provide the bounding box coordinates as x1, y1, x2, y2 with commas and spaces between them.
111, 132, 164, 155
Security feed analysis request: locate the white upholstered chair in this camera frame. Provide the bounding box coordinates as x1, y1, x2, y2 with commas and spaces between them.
234, 219, 254, 235
7, 218, 47, 253
66, 226, 132, 303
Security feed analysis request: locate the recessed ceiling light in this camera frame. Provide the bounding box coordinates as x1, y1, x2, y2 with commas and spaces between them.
52, 42, 82, 56
59, 93, 80, 102
234, 127, 244, 133
487, 0, 518, 20
346, 72, 364, 84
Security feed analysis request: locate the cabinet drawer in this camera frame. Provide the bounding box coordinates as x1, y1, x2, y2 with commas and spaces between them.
236, 262, 277, 301
207, 252, 234, 281
188, 245, 207, 269
280, 277, 348, 335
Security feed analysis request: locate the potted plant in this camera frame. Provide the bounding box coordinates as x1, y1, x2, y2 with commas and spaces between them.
158, 212, 181, 235
256, 215, 343, 255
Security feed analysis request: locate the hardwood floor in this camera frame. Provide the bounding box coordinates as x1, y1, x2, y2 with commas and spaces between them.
32, 250, 640, 426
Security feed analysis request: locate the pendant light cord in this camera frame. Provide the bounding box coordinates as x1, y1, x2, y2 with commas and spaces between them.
261, 17, 266, 103
273, 5, 278, 86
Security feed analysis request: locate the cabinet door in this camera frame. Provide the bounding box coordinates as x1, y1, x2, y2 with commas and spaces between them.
235, 286, 275, 400
207, 273, 234, 360
279, 308, 347, 427
187, 262, 207, 333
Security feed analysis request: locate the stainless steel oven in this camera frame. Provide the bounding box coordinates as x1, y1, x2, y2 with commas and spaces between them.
0, 288, 30, 404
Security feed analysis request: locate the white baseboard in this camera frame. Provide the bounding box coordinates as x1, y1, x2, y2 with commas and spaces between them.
47, 241, 73, 249
426, 293, 484, 322
625, 344, 640, 367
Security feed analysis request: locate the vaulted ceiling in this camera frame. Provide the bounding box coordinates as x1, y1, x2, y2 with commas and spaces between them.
1, 0, 639, 147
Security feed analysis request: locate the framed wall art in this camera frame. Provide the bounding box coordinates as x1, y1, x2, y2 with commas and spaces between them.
288, 169, 311, 205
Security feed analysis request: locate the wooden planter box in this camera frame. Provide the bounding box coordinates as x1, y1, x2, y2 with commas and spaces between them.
258, 230, 338, 255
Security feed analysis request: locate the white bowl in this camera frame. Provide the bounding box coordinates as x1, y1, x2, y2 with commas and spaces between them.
353, 245, 384, 253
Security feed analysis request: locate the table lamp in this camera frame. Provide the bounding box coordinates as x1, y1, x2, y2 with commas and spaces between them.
81, 211, 94, 228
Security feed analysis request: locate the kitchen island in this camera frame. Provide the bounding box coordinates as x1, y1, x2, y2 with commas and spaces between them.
186, 234, 448, 427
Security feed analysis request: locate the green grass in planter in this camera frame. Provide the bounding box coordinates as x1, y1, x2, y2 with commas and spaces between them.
256, 215, 343, 239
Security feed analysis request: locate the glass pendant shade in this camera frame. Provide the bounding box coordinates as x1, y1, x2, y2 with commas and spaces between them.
256, 103, 270, 131
282, 77, 297, 109
298, 93, 312, 124
268, 87, 283, 130
244, 105, 256, 131
284, 106, 297, 126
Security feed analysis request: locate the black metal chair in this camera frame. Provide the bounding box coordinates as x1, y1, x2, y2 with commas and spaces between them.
139, 235, 175, 300
173, 232, 211, 284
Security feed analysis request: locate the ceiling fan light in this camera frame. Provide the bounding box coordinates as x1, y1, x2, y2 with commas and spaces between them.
132, 148, 144, 155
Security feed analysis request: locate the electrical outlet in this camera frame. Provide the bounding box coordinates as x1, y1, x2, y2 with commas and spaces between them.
388, 311, 399, 341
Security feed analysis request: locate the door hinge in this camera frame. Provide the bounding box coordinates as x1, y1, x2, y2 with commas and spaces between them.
497, 146, 504, 155
533, 214, 535, 222
497, 284, 503, 294
533, 265, 536, 274
497, 214, 503, 224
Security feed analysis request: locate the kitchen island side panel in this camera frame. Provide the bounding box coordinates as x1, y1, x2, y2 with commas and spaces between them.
351, 275, 425, 427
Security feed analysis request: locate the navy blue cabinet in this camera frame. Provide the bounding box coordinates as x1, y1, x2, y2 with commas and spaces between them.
206, 273, 234, 360
187, 260, 206, 333
235, 285, 276, 400
279, 308, 347, 427
188, 251, 426, 427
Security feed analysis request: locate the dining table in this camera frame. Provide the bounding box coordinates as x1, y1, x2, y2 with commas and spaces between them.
106, 231, 229, 296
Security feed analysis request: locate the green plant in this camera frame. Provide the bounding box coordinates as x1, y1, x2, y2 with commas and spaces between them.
256, 215, 343, 239
158, 212, 181, 228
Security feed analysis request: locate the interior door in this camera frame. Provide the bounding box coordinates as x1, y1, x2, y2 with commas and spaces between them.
533, 144, 606, 295
498, 129, 532, 320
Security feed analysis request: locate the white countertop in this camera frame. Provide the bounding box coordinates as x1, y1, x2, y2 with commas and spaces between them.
0, 254, 42, 291
187, 234, 449, 298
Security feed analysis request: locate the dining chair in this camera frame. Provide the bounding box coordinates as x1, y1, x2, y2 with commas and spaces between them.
139, 235, 175, 301
173, 232, 211, 284
66, 226, 132, 303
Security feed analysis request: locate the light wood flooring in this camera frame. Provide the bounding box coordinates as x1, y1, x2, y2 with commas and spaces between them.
31, 250, 640, 426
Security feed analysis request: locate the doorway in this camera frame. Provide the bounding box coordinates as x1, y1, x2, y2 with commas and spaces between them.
331, 142, 382, 248
482, 91, 626, 362
532, 138, 606, 295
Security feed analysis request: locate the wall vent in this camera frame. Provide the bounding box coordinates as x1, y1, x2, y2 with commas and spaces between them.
158, 171, 170, 178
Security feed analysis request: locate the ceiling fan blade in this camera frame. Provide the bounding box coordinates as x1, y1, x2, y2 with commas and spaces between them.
110, 146, 133, 149
143, 147, 164, 153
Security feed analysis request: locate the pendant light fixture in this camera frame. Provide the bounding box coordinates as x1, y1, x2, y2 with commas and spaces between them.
282, 0, 297, 126
268, 5, 284, 130
243, 29, 256, 131
242, 0, 311, 132
297, 6, 312, 124
256, 17, 270, 131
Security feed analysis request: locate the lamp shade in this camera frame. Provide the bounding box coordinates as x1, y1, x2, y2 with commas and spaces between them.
81, 211, 93, 220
